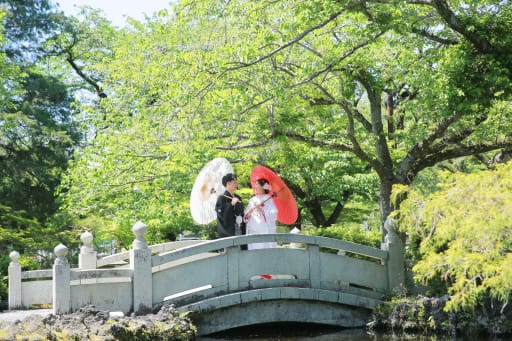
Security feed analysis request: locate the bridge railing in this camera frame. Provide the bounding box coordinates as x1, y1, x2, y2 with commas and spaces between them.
96, 239, 204, 268
7, 240, 204, 311
8, 220, 404, 315
150, 233, 390, 310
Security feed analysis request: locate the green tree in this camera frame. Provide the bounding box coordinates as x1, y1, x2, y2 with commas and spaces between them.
397, 161, 512, 312
44, 5, 118, 104
47, 6, 195, 247
167, 0, 512, 232
0, 0, 81, 223
57, 2, 381, 247
0, 0, 60, 61
0, 1, 87, 303
57, 0, 512, 248
1, 70, 80, 220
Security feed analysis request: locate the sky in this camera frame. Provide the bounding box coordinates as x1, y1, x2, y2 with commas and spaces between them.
57, 0, 173, 27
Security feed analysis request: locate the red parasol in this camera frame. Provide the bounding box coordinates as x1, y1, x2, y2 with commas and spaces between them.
250, 165, 298, 225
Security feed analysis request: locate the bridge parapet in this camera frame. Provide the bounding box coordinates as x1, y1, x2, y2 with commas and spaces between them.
151, 233, 390, 311
8, 221, 404, 323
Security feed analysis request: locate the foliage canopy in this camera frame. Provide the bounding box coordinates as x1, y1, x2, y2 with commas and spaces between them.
59, 0, 512, 246
398, 162, 512, 312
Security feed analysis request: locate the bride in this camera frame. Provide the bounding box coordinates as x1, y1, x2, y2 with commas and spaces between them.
244, 178, 278, 250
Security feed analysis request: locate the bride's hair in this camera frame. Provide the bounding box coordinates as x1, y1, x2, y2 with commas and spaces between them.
256, 178, 270, 194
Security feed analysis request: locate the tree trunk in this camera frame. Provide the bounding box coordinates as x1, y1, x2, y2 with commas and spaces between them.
379, 179, 393, 240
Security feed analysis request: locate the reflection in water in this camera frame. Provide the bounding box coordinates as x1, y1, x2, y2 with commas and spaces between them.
198, 323, 444, 341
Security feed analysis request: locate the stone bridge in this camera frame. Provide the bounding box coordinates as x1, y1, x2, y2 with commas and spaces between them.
8, 221, 405, 336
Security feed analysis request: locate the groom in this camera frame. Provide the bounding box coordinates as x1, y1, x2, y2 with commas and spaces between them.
215, 173, 246, 240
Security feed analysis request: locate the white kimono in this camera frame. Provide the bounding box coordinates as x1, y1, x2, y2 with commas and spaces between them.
244, 194, 278, 250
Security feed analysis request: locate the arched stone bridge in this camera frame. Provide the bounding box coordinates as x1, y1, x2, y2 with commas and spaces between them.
8, 222, 405, 336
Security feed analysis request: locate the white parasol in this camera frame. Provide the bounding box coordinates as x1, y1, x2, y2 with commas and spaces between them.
190, 158, 233, 225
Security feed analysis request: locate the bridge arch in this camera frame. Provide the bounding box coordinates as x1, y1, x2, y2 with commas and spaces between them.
175, 287, 378, 335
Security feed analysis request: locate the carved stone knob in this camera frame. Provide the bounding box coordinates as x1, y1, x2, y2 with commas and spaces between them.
132, 221, 147, 238
384, 217, 397, 234
54, 243, 68, 258
80, 231, 94, 246
9, 250, 20, 263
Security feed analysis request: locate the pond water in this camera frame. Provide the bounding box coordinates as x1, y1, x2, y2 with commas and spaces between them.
198, 323, 506, 341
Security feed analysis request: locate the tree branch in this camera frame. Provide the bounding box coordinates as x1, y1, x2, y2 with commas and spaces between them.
370, 0, 433, 4
397, 112, 463, 182
289, 30, 386, 89
411, 27, 458, 45
216, 139, 271, 150
284, 132, 353, 151
411, 141, 512, 176
326, 190, 352, 226
370, 0, 491, 52
66, 53, 106, 99
225, 11, 343, 72
396, 112, 490, 183
356, 72, 392, 177
431, 0, 493, 53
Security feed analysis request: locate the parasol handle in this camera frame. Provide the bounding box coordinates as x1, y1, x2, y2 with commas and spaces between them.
243, 192, 277, 222
223, 194, 242, 205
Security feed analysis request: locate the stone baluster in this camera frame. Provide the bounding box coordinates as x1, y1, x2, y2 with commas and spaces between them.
130, 221, 152, 314
8, 251, 22, 309
79, 231, 97, 269
53, 243, 70, 314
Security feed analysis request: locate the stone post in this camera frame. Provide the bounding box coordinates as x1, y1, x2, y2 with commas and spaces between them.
130, 221, 152, 314
53, 243, 70, 314
381, 218, 405, 292
8, 250, 22, 309
308, 244, 321, 289
79, 231, 97, 269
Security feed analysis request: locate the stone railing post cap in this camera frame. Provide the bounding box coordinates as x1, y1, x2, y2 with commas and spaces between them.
54, 243, 68, 257
132, 221, 147, 236
384, 217, 397, 231
9, 250, 20, 262
81, 231, 94, 244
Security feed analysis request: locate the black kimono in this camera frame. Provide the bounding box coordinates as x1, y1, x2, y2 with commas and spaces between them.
215, 190, 246, 238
